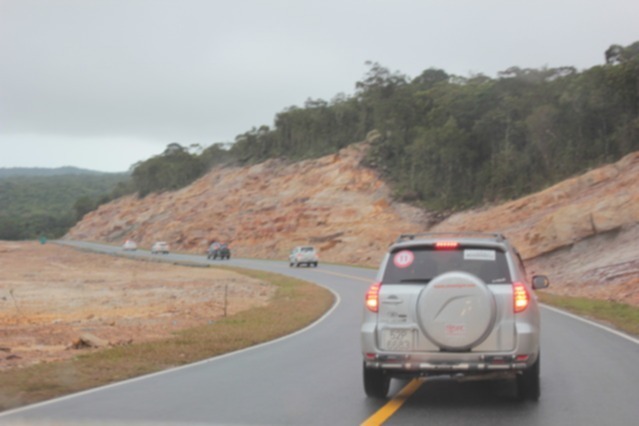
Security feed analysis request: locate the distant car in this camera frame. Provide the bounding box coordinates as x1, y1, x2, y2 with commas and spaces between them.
207, 242, 231, 260
122, 240, 137, 251
289, 246, 318, 267
151, 241, 170, 254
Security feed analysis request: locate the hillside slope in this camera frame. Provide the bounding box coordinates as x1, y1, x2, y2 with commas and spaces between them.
65, 144, 639, 305
66, 144, 429, 266
432, 152, 639, 305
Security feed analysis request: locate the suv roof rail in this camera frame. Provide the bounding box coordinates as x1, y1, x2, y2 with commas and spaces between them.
395, 232, 507, 243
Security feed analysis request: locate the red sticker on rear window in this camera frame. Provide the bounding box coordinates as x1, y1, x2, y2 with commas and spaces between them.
393, 250, 414, 268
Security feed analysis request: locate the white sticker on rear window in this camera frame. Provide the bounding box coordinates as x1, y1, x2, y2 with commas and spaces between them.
464, 249, 496, 261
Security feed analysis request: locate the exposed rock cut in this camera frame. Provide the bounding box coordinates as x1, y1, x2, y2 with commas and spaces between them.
65, 145, 639, 305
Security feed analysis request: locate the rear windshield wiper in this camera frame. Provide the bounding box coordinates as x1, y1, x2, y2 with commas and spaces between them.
397, 278, 433, 284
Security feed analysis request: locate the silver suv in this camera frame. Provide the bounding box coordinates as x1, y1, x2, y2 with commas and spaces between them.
361, 232, 549, 401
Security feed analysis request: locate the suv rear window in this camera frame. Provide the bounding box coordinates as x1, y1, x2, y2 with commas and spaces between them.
382, 246, 511, 285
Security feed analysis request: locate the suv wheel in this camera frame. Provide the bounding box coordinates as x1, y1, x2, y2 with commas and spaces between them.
517, 353, 540, 401
363, 363, 390, 399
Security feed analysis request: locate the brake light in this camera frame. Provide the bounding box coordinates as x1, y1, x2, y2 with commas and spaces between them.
513, 282, 530, 313
435, 241, 460, 249
365, 282, 381, 313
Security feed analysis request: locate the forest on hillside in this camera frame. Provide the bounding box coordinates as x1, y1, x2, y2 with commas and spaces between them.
0, 173, 128, 240
2, 41, 638, 240
129, 41, 639, 211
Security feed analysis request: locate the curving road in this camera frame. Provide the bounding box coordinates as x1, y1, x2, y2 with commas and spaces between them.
2, 241, 638, 425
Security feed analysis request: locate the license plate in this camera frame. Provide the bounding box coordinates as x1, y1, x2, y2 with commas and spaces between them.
382, 329, 413, 351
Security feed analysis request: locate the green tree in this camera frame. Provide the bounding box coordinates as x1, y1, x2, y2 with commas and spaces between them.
131, 143, 206, 197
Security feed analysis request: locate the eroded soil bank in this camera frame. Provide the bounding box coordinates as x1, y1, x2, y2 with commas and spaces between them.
0, 241, 275, 371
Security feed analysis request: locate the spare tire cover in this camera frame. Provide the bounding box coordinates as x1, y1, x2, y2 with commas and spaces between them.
416, 271, 496, 351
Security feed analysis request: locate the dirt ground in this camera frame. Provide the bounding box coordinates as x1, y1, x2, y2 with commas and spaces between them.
0, 241, 275, 371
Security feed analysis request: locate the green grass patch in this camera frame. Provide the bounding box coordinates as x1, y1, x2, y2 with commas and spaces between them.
538, 291, 639, 337
0, 267, 334, 412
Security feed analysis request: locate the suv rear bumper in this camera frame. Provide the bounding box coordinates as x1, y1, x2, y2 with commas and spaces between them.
362, 331, 539, 376
364, 353, 532, 377
361, 318, 539, 374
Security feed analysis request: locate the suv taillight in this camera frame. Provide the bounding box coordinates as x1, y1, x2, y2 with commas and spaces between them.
435, 241, 460, 249
513, 282, 530, 313
365, 282, 381, 313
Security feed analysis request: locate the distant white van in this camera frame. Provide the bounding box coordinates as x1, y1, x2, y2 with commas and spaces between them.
122, 239, 137, 251
151, 241, 170, 254
288, 246, 318, 267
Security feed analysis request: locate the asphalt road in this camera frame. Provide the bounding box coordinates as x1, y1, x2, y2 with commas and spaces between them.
2, 241, 638, 425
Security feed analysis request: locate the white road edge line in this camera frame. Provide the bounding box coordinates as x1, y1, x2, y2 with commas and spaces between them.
541, 303, 639, 345
0, 286, 342, 418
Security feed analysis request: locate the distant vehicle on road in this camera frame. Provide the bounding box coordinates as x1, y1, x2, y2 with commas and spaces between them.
289, 246, 318, 267
151, 241, 170, 254
122, 239, 137, 251
361, 232, 549, 401
207, 242, 231, 260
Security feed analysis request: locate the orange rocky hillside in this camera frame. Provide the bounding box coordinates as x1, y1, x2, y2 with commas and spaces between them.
66, 144, 430, 266
432, 152, 639, 305
65, 144, 639, 305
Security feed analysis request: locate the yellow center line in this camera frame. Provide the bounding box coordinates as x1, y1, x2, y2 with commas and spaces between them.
360, 379, 424, 426
271, 263, 418, 424
269, 262, 373, 283
249, 259, 374, 283
311, 268, 373, 283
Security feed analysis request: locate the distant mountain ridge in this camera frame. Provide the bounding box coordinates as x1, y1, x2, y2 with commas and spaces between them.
0, 166, 123, 178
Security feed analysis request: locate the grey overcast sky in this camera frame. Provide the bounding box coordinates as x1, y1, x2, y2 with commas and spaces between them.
1, 0, 638, 172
